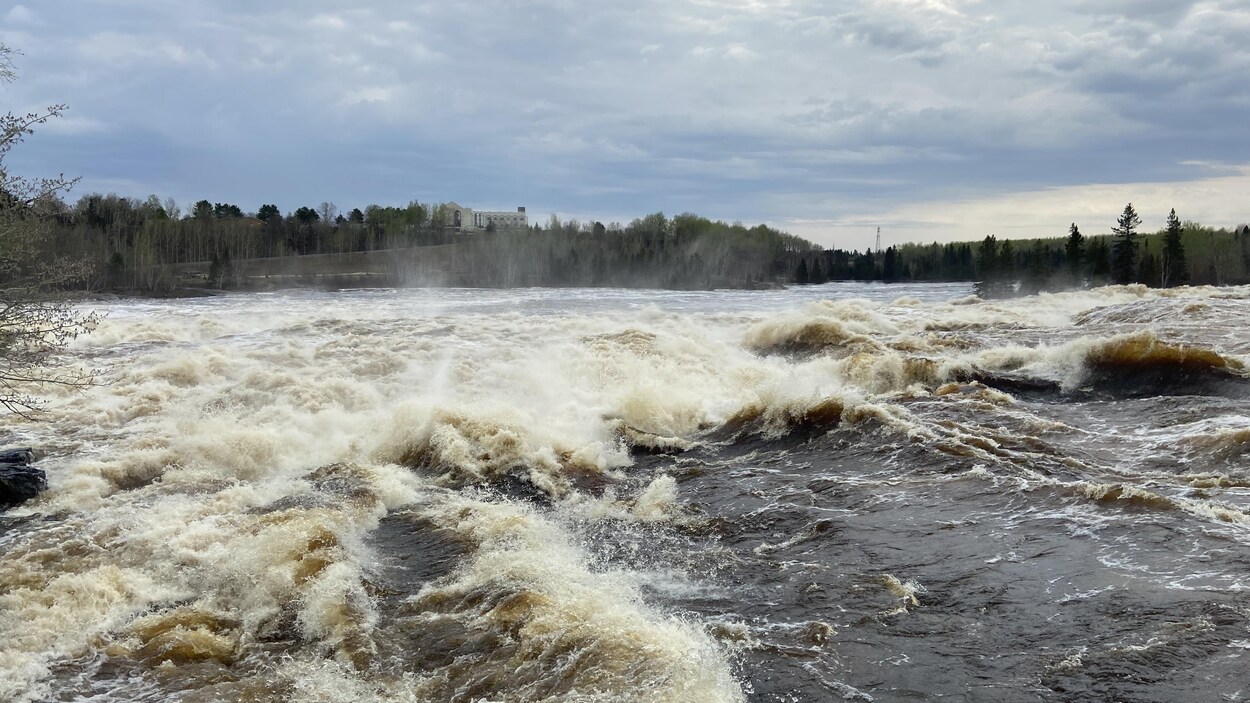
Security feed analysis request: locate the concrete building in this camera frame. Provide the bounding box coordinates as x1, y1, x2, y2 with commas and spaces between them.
444, 202, 528, 233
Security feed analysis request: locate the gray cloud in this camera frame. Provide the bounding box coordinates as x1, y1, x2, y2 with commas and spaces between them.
1065, 0, 1204, 25
831, 10, 958, 61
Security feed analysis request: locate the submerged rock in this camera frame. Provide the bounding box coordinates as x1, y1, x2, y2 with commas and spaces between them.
0, 448, 46, 510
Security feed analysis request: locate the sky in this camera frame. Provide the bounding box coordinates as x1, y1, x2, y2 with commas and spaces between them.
2, 0, 1248, 250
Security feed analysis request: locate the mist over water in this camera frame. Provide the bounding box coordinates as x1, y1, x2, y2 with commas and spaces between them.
2, 281, 1249, 702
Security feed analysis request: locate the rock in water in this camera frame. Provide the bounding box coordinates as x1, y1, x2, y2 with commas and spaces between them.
0, 448, 46, 510
0, 448, 35, 464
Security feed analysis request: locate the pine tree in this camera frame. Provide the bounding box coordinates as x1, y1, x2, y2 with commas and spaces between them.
1111, 203, 1142, 284
1064, 223, 1085, 282
999, 239, 1016, 294
1137, 247, 1160, 288
974, 235, 999, 298
809, 256, 826, 284
882, 246, 898, 282
1022, 241, 1050, 294
795, 257, 809, 284
1161, 208, 1189, 287
1086, 237, 1110, 282
257, 203, 280, 222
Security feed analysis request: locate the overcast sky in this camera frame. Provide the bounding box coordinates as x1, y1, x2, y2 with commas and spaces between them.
2, 0, 1248, 249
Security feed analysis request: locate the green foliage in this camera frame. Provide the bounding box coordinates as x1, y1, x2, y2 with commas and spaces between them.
213, 202, 243, 219
294, 206, 319, 224
999, 240, 1016, 280
1088, 236, 1111, 281
1111, 202, 1141, 284
1065, 223, 1084, 279
891, 241, 974, 281
810, 256, 826, 283
1020, 241, 1051, 295
974, 235, 1002, 298
257, 203, 280, 222
1137, 245, 1160, 287
15, 165, 1249, 295
794, 258, 809, 284
881, 246, 898, 282
1161, 208, 1189, 287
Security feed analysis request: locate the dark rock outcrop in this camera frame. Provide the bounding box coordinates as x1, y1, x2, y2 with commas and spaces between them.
0, 448, 46, 510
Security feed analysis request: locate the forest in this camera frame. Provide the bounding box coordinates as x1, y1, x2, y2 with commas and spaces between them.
11, 195, 820, 291
4, 191, 1249, 295
785, 203, 1250, 296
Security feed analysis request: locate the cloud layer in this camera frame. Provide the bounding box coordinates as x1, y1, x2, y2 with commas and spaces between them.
2, 0, 1248, 247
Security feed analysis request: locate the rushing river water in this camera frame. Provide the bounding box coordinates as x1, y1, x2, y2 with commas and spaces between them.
2, 281, 1250, 702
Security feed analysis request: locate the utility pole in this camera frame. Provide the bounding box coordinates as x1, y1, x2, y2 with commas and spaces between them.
876, 227, 881, 254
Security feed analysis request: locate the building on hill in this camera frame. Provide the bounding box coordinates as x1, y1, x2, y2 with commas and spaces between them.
444, 202, 528, 233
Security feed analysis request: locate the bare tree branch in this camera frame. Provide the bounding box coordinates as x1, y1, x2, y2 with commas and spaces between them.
0, 42, 96, 417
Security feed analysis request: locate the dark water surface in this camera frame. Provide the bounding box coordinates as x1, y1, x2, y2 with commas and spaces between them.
2, 283, 1248, 702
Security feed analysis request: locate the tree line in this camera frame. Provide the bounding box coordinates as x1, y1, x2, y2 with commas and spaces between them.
964, 203, 1250, 297
0, 192, 827, 291
6, 188, 1247, 294
782, 203, 1250, 296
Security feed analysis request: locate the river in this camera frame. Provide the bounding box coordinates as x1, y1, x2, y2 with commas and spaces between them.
2, 282, 1249, 702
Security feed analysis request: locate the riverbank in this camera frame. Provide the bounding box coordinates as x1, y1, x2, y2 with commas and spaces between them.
108, 243, 790, 296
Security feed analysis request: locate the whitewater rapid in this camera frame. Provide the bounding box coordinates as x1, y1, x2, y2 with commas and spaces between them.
2, 282, 1249, 702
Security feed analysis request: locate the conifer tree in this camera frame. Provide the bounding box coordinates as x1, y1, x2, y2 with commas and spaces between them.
1087, 237, 1111, 282
1137, 246, 1160, 287
1065, 223, 1085, 281
1022, 241, 1050, 294
809, 256, 826, 284
882, 246, 898, 282
1161, 208, 1189, 287
974, 235, 999, 298
795, 257, 809, 284
257, 203, 280, 222
1111, 203, 1141, 284
999, 239, 1016, 293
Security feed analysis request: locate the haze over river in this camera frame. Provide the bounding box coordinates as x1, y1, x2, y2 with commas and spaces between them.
3, 282, 1250, 702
